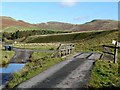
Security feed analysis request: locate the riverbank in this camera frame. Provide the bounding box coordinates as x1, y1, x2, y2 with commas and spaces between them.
8, 56, 64, 88
0, 51, 15, 66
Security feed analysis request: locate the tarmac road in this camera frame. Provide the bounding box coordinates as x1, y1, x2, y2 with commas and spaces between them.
17, 52, 101, 88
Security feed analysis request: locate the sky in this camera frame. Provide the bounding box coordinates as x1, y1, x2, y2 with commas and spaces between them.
1, 1, 118, 24
1, 0, 120, 2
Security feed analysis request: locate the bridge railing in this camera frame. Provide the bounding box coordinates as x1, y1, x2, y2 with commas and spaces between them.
52, 43, 75, 57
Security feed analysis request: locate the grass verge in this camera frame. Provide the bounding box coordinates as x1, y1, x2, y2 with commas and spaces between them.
89, 60, 120, 88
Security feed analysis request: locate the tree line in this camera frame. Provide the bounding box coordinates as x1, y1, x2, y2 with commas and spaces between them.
2, 29, 68, 40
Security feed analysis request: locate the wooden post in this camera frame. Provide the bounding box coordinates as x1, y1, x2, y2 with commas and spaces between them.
66, 49, 68, 55
61, 50, 63, 57
68, 49, 70, 54
58, 50, 61, 57
64, 49, 66, 55
113, 42, 117, 63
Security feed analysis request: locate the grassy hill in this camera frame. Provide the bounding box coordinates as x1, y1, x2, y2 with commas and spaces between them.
25, 30, 118, 45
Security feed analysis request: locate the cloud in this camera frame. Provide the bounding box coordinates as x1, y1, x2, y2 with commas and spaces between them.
74, 16, 88, 20
61, 0, 78, 7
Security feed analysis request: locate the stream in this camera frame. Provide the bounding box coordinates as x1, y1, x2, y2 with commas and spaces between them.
0, 63, 25, 86
0, 47, 30, 87
0, 47, 54, 87
0, 63, 25, 73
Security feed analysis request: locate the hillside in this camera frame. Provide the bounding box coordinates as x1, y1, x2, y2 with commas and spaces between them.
1, 16, 36, 28
37, 20, 118, 31
74, 19, 118, 31
25, 30, 118, 43
1, 16, 118, 32
0, 16, 38, 32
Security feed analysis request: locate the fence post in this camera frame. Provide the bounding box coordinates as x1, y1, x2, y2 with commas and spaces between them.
113, 42, 117, 63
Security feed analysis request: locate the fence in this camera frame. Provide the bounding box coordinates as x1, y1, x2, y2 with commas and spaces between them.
102, 40, 120, 63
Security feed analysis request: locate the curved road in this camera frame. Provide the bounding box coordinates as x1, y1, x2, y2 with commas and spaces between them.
10, 48, 54, 63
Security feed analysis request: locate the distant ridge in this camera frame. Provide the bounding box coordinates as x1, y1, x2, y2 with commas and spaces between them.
1, 16, 118, 32
1, 16, 36, 29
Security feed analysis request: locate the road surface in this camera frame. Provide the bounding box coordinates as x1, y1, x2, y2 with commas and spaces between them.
17, 52, 101, 88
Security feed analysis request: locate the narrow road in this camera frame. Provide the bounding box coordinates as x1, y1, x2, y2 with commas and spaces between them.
13, 47, 55, 52
10, 49, 32, 63
10, 48, 54, 63
17, 52, 101, 88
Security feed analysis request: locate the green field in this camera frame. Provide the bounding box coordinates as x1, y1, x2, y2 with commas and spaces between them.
75, 30, 118, 52
25, 30, 118, 43
13, 43, 59, 50
0, 44, 15, 66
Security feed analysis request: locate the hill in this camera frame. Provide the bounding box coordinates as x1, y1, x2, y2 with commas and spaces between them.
1, 16, 118, 32
74, 19, 118, 31
1, 16, 36, 28
0, 16, 39, 32
37, 20, 118, 31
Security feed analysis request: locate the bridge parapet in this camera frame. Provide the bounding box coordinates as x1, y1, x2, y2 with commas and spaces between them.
52, 43, 75, 57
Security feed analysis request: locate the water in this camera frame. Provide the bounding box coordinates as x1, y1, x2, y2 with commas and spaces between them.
0, 63, 25, 73
0, 63, 25, 86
